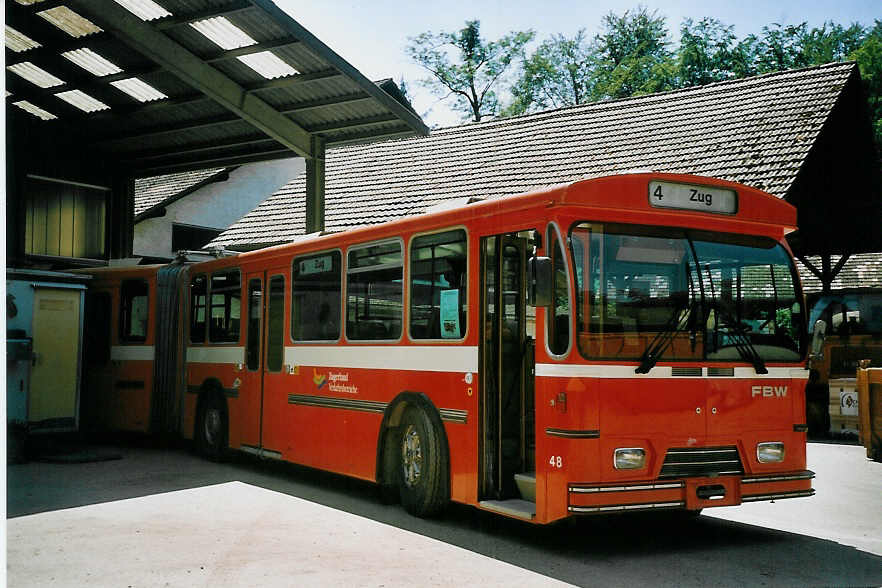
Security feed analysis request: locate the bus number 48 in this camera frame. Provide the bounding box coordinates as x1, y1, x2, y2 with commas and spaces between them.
549, 455, 563, 468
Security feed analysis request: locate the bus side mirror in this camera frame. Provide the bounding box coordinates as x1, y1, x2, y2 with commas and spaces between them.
528, 256, 552, 307
810, 319, 827, 360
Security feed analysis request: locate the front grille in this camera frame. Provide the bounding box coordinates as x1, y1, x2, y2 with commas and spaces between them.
659, 446, 744, 479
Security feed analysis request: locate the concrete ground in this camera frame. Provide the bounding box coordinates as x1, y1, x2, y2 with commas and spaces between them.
7, 482, 573, 587
708, 442, 882, 557
6, 441, 882, 587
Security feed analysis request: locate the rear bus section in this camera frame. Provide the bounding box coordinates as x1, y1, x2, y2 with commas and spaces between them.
81, 268, 158, 433
79, 264, 189, 436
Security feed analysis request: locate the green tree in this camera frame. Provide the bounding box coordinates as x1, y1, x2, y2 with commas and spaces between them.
753, 23, 811, 72
406, 20, 534, 122
850, 21, 882, 149
677, 17, 738, 87
592, 7, 675, 99
802, 22, 867, 64
504, 30, 595, 116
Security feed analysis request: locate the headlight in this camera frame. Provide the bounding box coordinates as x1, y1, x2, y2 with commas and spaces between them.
757, 442, 785, 463
614, 447, 646, 470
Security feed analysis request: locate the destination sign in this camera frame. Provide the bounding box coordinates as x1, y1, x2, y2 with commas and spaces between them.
648, 180, 738, 214
299, 255, 333, 275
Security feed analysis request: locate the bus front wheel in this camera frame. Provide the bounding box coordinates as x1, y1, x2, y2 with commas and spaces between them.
196, 394, 228, 462
398, 406, 447, 517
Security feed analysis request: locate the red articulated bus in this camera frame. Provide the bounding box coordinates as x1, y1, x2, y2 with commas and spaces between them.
79, 173, 815, 522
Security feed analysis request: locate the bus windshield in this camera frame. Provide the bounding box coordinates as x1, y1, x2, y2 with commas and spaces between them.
570, 222, 805, 364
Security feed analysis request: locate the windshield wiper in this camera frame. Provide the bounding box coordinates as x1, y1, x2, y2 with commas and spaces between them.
703, 264, 768, 374
711, 305, 768, 374
636, 300, 693, 374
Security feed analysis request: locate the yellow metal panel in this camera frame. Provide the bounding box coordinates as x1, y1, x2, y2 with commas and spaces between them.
60, 190, 75, 258
30, 288, 81, 422
46, 190, 61, 256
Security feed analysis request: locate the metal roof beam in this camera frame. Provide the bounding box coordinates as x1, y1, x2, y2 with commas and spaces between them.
244, 69, 343, 92
203, 37, 301, 63
326, 126, 419, 147
307, 113, 400, 134
83, 68, 344, 123
93, 91, 373, 147
122, 135, 280, 163
68, 0, 315, 159
153, 0, 254, 30
134, 149, 294, 176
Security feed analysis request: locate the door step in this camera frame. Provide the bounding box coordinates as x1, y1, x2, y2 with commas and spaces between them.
514, 472, 536, 502
479, 499, 536, 520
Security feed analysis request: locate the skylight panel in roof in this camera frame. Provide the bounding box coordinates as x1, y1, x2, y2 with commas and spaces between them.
37, 6, 102, 38
55, 90, 110, 113
62, 48, 123, 77
13, 100, 57, 120
7, 62, 64, 88
191, 17, 256, 50
238, 52, 299, 80
6, 26, 42, 53
13, 0, 45, 4
111, 78, 167, 102
113, 0, 172, 21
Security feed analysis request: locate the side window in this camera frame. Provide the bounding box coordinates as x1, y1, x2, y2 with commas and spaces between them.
346, 241, 403, 341
208, 270, 241, 343
266, 275, 285, 372
120, 280, 149, 343
546, 225, 571, 356
292, 251, 342, 341
246, 279, 262, 371
410, 229, 467, 339
190, 274, 207, 343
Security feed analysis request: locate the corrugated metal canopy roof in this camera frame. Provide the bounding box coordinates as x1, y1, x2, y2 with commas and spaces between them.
5, 0, 428, 176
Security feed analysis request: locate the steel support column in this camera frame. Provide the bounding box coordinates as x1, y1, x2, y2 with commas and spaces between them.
305, 136, 326, 234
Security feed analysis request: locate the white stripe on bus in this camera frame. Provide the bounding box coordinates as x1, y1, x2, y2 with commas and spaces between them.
186, 346, 245, 364
535, 364, 808, 379
110, 345, 155, 361
284, 346, 479, 373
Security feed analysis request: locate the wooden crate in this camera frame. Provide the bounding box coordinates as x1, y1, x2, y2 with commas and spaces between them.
856, 367, 882, 461
829, 378, 860, 434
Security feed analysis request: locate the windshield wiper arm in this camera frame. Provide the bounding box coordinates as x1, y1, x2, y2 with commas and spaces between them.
714, 308, 768, 374
636, 301, 692, 374
701, 263, 767, 374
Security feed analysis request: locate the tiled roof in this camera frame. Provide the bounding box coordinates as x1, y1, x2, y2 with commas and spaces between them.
134, 168, 227, 217
212, 62, 857, 249
798, 253, 882, 294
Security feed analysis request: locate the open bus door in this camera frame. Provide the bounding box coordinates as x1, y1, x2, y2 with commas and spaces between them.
480, 233, 537, 519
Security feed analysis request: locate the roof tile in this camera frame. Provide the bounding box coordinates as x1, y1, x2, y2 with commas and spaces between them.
211, 63, 856, 249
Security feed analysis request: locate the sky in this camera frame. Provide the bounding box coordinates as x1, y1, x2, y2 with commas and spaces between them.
276, 1, 880, 129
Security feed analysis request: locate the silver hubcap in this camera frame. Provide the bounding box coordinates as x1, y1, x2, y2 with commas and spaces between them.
204, 408, 221, 446
401, 425, 422, 488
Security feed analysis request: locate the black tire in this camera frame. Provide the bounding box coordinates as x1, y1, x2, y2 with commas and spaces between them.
377, 425, 401, 505
398, 405, 448, 517
195, 393, 228, 462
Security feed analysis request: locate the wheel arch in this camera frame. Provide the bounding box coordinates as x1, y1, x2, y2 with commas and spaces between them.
193, 377, 228, 438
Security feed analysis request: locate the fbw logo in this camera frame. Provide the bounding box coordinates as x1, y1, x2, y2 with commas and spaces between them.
751, 385, 787, 398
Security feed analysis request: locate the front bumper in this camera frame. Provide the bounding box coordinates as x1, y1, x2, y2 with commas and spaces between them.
567, 470, 815, 514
